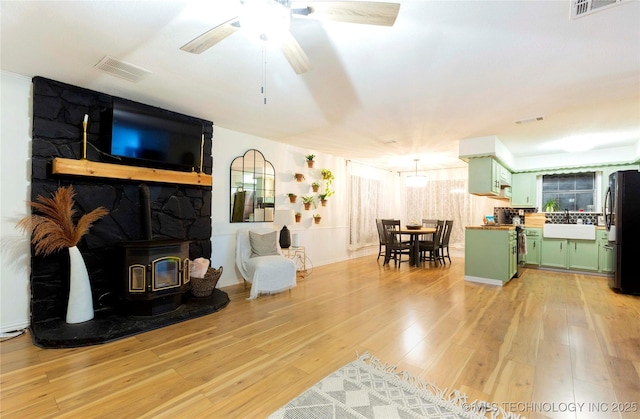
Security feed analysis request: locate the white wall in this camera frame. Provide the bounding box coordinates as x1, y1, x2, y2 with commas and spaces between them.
0, 72, 32, 333
211, 127, 375, 288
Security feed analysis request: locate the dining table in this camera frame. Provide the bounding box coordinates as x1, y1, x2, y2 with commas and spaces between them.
397, 227, 436, 266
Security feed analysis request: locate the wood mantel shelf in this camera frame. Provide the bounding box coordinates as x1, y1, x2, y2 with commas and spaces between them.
52, 158, 212, 187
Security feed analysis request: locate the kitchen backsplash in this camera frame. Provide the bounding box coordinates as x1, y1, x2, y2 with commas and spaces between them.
544, 212, 601, 225
493, 207, 603, 225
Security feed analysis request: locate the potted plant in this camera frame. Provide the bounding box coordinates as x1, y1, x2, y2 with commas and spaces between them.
17, 185, 108, 324
318, 193, 329, 206
302, 195, 315, 210
305, 154, 315, 168
321, 168, 334, 183
311, 181, 320, 192
287, 193, 297, 203
294, 173, 305, 182
313, 214, 322, 224
544, 198, 559, 212
295, 212, 302, 223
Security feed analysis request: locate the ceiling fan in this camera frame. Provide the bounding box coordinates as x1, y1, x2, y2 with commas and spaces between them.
180, 0, 401, 74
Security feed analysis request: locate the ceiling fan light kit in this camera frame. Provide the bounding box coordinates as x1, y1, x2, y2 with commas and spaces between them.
179, 0, 401, 74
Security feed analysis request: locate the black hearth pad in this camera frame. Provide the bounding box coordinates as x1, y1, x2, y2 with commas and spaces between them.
30, 289, 230, 349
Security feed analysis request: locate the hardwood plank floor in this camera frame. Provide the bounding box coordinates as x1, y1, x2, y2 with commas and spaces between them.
2, 255, 639, 418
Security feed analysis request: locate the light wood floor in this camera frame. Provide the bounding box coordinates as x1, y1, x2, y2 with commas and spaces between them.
2, 254, 640, 419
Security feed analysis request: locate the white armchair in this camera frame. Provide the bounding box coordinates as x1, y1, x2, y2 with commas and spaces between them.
235, 228, 296, 300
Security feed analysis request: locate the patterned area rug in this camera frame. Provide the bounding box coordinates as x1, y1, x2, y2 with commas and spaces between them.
269, 353, 522, 419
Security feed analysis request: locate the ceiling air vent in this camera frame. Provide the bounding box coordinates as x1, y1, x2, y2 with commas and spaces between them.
94, 56, 151, 83
571, 0, 626, 19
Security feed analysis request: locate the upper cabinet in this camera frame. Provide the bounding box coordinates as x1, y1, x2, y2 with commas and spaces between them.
468, 157, 511, 197
511, 173, 537, 208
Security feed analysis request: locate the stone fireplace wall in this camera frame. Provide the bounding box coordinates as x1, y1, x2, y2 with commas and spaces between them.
30, 77, 213, 324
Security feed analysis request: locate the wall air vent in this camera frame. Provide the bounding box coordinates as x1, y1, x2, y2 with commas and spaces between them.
94, 56, 151, 83
571, 0, 627, 19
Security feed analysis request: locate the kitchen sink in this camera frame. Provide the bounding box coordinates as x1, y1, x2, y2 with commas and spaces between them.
543, 224, 596, 240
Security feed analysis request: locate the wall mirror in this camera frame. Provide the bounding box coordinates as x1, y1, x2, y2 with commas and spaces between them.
230, 149, 275, 222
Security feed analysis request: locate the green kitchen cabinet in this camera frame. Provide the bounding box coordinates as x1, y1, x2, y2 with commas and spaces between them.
540, 236, 598, 271
568, 239, 598, 271
597, 229, 614, 273
465, 228, 517, 285
541, 238, 568, 268
499, 164, 512, 187
508, 232, 517, 278
468, 157, 500, 196
511, 173, 537, 208
523, 228, 541, 266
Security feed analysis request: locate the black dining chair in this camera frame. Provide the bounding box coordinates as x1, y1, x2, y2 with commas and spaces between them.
375, 218, 394, 261
381, 219, 412, 266
419, 218, 437, 242
419, 220, 445, 265
437, 220, 454, 264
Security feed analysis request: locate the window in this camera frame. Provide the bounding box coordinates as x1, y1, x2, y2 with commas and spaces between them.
542, 172, 596, 211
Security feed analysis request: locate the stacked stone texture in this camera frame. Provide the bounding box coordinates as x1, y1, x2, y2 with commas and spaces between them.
30, 77, 213, 324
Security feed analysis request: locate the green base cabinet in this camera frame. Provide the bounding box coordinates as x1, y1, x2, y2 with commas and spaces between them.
597, 229, 614, 273
523, 228, 541, 266
540, 238, 568, 268
465, 228, 517, 285
568, 240, 598, 271
540, 236, 598, 271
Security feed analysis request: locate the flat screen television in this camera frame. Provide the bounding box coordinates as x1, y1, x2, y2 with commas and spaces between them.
101, 98, 204, 172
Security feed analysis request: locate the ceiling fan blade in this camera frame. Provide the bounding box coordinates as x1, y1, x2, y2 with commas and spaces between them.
279, 31, 313, 74
180, 17, 240, 54
290, 1, 400, 26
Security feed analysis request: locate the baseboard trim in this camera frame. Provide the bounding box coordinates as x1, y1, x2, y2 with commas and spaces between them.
464, 275, 509, 286
1, 319, 30, 335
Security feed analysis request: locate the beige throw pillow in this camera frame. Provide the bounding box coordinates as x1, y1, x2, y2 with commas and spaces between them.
249, 231, 279, 258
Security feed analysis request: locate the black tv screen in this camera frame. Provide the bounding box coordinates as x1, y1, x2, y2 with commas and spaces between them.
103, 98, 203, 172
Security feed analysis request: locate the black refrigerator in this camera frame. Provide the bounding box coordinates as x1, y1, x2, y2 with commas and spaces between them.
604, 170, 640, 295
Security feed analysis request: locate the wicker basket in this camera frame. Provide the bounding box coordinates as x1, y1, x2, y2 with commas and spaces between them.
190, 266, 223, 297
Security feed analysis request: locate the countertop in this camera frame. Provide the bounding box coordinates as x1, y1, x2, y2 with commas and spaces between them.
466, 225, 515, 230
467, 225, 607, 231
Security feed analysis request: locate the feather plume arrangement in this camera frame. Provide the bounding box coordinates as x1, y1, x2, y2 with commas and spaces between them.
17, 186, 108, 256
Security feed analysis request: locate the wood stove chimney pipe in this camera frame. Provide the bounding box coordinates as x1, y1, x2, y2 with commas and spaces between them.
139, 184, 153, 240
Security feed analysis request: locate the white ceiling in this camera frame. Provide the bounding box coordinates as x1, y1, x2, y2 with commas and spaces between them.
2, 0, 639, 172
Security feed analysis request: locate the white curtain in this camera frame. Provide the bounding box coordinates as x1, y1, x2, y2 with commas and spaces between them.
403, 167, 489, 249
347, 161, 400, 250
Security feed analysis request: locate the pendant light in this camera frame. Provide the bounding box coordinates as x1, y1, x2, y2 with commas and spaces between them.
406, 159, 427, 187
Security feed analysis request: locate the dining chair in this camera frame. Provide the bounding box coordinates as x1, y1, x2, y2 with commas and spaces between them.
419, 220, 445, 265
418, 218, 437, 252
381, 219, 412, 266
375, 218, 394, 261
437, 220, 454, 264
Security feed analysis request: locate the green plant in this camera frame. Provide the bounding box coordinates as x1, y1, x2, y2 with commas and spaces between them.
305, 154, 315, 162
318, 193, 328, 201
544, 198, 559, 212
302, 195, 315, 204
287, 193, 297, 198
321, 168, 334, 182
311, 181, 320, 188
295, 211, 302, 217
320, 168, 335, 197
313, 214, 321, 219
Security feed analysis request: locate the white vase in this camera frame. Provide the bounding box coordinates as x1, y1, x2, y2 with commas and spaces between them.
66, 245, 94, 323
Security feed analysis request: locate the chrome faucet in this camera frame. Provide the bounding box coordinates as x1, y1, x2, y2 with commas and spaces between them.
564, 209, 570, 224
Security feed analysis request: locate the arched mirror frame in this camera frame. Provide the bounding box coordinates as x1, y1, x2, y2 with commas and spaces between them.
230, 149, 275, 223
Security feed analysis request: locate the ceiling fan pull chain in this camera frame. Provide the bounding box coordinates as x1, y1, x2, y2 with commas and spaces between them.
261, 41, 268, 105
